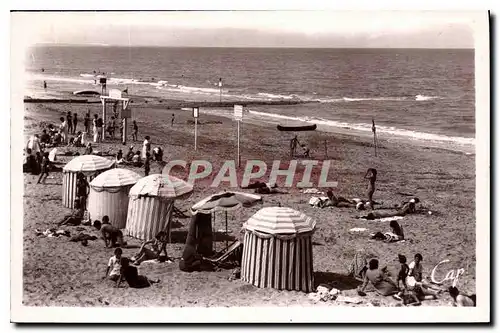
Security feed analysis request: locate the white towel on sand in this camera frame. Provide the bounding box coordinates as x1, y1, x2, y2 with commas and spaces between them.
372, 216, 404, 223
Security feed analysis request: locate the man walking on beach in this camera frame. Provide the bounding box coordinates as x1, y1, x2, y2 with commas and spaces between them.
290, 135, 300, 158
171, 114, 175, 127
73, 113, 78, 134
67, 112, 73, 135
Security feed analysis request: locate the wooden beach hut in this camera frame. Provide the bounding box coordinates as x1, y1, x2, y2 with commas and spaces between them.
87, 168, 142, 229
241, 207, 316, 293
125, 174, 193, 241
62, 155, 114, 209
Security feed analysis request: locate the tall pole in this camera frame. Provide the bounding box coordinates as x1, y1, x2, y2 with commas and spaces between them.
194, 118, 198, 150
122, 117, 127, 145
237, 120, 241, 168
101, 100, 106, 142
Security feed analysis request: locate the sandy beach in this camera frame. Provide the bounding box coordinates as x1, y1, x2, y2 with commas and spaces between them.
21, 96, 476, 308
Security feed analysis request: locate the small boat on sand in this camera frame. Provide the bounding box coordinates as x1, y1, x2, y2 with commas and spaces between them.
73, 90, 101, 96
277, 124, 317, 132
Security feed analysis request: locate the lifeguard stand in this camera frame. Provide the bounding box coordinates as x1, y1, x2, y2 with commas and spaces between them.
100, 88, 131, 144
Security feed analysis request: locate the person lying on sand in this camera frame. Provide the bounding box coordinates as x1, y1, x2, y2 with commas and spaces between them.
406, 253, 444, 299
94, 220, 125, 248
116, 257, 160, 288
370, 220, 405, 243
358, 199, 420, 220
448, 286, 476, 307
357, 258, 399, 297
319, 189, 356, 208
103, 248, 123, 282
131, 231, 169, 266
58, 207, 84, 226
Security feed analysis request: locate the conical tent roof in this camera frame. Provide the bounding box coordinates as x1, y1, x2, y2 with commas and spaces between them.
190, 191, 262, 214
244, 206, 316, 235
63, 155, 115, 172
90, 168, 142, 188
129, 174, 193, 199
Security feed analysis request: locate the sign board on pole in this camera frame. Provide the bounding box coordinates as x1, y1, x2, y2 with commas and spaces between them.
121, 108, 132, 119
193, 107, 199, 118
234, 105, 243, 121
109, 89, 122, 99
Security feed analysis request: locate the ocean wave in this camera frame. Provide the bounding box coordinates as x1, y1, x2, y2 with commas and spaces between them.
257, 92, 301, 100
415, 94, 440, 101
247, 110, 474, 146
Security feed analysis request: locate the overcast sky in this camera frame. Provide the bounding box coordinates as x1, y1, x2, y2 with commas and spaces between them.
13, 11, 478, 48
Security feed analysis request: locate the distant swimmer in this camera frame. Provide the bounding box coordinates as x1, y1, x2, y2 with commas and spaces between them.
41, 68, 45, 72
43, 81, 47, 89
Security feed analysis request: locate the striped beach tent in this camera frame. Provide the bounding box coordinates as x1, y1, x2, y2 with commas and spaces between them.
241, 207, 316, 293
62, 155, 115, 208
87, 168, 142, 229
125, 174, 193, 240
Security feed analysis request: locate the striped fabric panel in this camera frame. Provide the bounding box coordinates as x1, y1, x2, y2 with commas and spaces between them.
125, 197, 175, 240
245, 207, 316, 234
87, 185, 132, 229
241, 231, 314, 293
91, 168, 141, 187
62, 172, 78, 208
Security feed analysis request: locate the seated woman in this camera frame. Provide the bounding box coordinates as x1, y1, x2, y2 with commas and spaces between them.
370, 220, 405, 243
358, 258, 399, 296
132, 151, 143, 167
179, 243, 211, 272
131, 231, 168, 265
152, 146, 163, 161
116, 257, 160, 289
115, 149, 125, 164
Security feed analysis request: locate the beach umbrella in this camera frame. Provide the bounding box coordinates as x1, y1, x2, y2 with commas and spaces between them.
244, 206, 316, 235
91, 168, 142, 188
129, 174, 193, 199
190, 191, 262, 214
190, 191, 262, 249
63, 155, 115, 173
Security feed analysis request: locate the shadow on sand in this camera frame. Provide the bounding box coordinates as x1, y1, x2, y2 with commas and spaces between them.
169, 230, 236, 244
314, 271, 362, 291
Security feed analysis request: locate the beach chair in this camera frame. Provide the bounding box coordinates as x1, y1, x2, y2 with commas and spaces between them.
205, 240, 243, 269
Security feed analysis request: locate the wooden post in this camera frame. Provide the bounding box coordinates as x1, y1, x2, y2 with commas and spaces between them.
122, 118, 127, 145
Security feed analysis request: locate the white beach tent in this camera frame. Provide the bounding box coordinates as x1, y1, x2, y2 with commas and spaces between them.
241, 207, 316, 293
125, 174, 193, 241
87, 168, 142, 229
62, 155, 115, 209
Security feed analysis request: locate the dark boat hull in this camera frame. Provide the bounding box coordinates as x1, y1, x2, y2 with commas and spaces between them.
277, 124, 317, 132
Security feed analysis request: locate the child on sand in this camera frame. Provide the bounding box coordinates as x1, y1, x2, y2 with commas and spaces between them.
407, 253, 443, 299
104, 248, 123, 282
94, 220, 125, 248
116, 257, 160, 288
37, 152, 50, 184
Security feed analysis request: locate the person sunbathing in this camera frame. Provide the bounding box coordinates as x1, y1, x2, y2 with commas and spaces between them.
448, 286, 476, 307
358, 258, 399, 297
131, 231, 169, 265
358, 199, 419, 220
370, 220, 405, 243
58, 207, 84, 226
319, 189, 355, 208
116, 257, 160, 288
